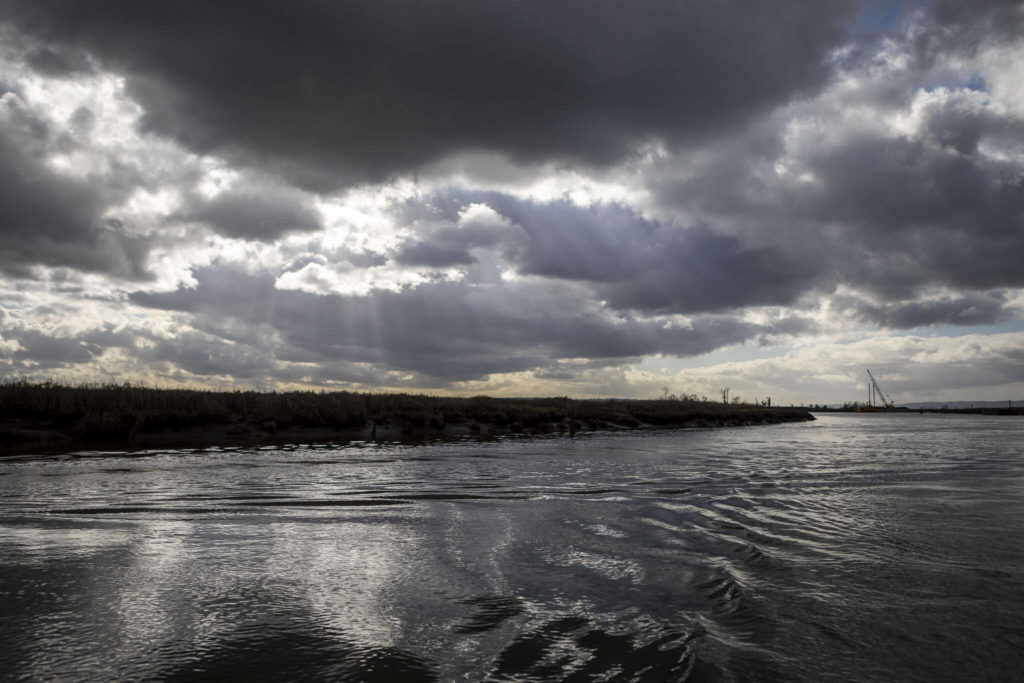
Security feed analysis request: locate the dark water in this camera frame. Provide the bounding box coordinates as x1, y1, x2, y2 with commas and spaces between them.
1, 414, 1023, 682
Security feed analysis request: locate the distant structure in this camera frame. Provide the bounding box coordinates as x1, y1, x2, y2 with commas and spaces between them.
866, 369, 896, 409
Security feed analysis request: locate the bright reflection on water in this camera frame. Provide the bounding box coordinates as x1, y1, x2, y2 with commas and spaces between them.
1, 414, 1023, 681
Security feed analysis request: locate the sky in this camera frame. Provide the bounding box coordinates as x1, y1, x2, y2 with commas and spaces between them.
0, 0, 1022, 405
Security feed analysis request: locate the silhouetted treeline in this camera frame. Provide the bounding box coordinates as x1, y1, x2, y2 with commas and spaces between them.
0, 380, 813, 450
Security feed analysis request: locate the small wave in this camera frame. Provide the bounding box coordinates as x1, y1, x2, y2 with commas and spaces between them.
560, 488, 622, 495
384, 493, 502, 501
233, 499, 410, 507
697, 572, 775, 644
169, 493, 296, 501
455, 595, 526, 634
55, 506, 223, 515
550, 548, 646, 583
488, 614, 699, 681
585, 524, 628, 538
153, 620, 438, 681
699, 575, 746, 603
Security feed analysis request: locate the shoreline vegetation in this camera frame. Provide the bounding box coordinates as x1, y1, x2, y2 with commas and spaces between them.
0, 381, 814, 455
808, 404, 1024, 415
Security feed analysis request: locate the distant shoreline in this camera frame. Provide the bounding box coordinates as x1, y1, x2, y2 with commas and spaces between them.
0, 381, 814, 455
810, 406, 1024, 416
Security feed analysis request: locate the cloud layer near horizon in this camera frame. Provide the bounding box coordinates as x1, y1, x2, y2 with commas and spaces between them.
1, 0, 1022, 402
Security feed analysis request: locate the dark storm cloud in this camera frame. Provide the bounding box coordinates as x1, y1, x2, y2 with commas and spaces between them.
394, 171, 1022, 326
660, 104, 1022, 234
597, 224, 817, 314
393, 241, 475, 268
143, 331, 275, 379
917, 0, 1024, 58
795, 135, 1021, 239
393, 192, 820, 314
129, 264, 786, 383
486, 197, 657, 283
2, 0, 858, 189
180, 183, 324, 241
0, 96, 149, 279
844, 291, 1013, 329
499, 200, 819, 313
10, 329, 95, 364
0, 323, 139, 369
389, 205, 515, 268
24, 45, 94, 78
652, 81, 1024, 306
342, 249, 388, 269
763, 137, 1017, 294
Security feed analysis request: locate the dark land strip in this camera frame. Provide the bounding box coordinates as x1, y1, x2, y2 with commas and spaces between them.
0, 381, 813, 455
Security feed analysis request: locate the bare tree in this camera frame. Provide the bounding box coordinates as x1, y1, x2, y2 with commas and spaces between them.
720, 387, 730, 404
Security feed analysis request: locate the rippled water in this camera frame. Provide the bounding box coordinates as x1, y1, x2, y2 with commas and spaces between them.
1, 413, 1023, 682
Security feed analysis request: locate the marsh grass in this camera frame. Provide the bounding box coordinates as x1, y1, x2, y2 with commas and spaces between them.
0, 379, 811, 447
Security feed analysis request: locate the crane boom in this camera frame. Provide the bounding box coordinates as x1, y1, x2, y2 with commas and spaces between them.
866, 369, 895, 408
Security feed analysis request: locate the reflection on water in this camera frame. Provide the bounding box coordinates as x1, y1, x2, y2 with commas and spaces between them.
1, 414, 1023, 681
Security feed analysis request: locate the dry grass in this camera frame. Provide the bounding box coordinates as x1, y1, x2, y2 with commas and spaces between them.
0, 379, 811, 445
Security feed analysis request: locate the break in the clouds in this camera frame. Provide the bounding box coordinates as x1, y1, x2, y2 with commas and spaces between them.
1, 0, 1023, 404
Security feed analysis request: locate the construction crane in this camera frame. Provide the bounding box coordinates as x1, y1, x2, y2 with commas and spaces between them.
866, 369, 895, 408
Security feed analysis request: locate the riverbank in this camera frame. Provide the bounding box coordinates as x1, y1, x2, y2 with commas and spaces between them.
0, 381, 814, 454
811, 406, 1024, 415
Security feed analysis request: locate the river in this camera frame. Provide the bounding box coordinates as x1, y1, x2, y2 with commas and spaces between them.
1, 413, 1022, 681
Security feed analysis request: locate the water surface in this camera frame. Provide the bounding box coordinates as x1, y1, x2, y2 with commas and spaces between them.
1, 414, 1022, 681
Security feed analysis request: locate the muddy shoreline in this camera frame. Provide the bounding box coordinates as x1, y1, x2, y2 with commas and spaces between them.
1, 410, 815, 457
1, 383, 814, 456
